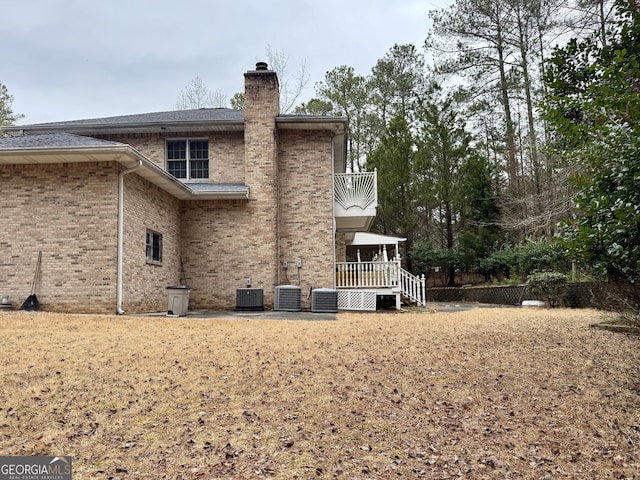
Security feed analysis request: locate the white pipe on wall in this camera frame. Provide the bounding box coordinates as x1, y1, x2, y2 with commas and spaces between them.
116, 160, 142, 314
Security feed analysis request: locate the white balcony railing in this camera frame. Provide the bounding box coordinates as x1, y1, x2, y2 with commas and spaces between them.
334, 171, 377, 213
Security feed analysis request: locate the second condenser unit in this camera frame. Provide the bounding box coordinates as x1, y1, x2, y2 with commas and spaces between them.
311, 288, 338, 313
274, 285, 302, 312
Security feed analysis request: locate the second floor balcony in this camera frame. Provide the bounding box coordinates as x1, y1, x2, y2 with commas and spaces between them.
334, 170, 377, 232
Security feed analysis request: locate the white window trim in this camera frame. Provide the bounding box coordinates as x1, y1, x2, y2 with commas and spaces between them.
165, 138, 210, 182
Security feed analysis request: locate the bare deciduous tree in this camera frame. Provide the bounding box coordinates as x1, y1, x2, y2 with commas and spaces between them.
175, 76, 227, 110
266, 45, 309, 114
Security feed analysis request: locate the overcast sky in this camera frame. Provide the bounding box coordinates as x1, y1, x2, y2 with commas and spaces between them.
3, 0, 453, 125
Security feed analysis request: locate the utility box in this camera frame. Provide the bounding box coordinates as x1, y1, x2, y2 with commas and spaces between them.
167, 285, 190, 316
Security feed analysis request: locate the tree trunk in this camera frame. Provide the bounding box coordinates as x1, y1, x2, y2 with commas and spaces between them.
517, 6, 542, 195
446, 202, 456, 287
496, 27, 518, 192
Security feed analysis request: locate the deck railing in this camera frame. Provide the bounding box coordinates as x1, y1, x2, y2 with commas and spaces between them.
334, 171, 377, 212
336, 261, 399, 288
336, 261, 427, 307
400, 269, 427, 307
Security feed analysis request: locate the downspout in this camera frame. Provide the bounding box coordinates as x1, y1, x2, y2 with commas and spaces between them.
331, 133, 337, 289
116, 159, 142, 314
275, 129, 281, 288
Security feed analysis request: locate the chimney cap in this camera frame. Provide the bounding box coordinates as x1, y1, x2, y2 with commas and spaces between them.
255, 62, 269, 71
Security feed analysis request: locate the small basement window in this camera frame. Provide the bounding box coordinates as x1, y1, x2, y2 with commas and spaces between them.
146, 229, 163, 264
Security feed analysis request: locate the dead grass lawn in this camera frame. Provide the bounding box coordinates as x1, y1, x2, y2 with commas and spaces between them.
0, 308, 639, 479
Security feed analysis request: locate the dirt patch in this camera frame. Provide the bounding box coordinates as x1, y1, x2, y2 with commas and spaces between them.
0, 308, 638, 479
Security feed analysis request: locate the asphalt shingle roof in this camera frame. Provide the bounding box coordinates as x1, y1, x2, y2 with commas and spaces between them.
22, 108, 244, 128
0, 133, 125, 149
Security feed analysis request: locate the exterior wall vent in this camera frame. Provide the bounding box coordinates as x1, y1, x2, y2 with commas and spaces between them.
311, 288, 338, 313
235, 288, 264, 311
274, 285, 301, 312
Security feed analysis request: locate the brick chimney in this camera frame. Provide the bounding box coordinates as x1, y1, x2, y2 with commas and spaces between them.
243, 62, 280, 304
243, 61, 279, 200
244, 61, 279, 124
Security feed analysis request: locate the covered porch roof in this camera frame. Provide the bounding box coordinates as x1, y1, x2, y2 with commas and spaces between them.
346, 232, 406, 246
345, 232, 406, 263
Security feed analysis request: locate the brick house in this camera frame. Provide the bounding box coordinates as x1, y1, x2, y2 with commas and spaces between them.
0, 63, 424, 314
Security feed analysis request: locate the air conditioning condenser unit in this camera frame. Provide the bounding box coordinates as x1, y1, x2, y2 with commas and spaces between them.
235, 288, 264, 311
274, 285, 301, 312
311, 288, 338, 313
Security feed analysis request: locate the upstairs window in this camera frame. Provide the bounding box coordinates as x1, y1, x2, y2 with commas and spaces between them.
166, 139, 209, 180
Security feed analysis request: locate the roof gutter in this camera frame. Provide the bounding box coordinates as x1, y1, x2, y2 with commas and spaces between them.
116, 156, 142, 315
0, 144, 146, 164
188, 189, 250, 200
